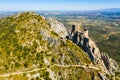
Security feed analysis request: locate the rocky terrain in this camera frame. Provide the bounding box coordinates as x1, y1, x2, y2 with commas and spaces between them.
0, 12, 119, 80
67, 24, 119, 77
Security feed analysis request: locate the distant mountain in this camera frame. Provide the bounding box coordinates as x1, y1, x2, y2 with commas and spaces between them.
97, 8, 120, 12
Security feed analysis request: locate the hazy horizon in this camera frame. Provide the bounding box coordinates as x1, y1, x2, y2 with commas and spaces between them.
0, 0, 120, 11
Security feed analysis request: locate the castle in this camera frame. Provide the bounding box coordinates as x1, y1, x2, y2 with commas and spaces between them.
67, 23, 97, 62
67, 23, 119, 74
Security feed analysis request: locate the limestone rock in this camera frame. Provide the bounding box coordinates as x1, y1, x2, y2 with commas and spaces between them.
68, 23, 119, 76
47, 18, 68, 38
101, 53, 119, 74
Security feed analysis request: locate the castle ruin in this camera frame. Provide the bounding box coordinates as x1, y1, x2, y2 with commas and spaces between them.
67, 23, 119, 75
69, 23, 95, 62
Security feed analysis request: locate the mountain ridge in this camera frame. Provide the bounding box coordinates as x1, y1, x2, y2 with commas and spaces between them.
0, 12, 119, 80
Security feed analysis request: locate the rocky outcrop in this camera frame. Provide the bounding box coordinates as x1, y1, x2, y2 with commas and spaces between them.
47, 18, 68, 38
68, 24, 119, 76
101, 53, 119, 75
69, 25, 98, 62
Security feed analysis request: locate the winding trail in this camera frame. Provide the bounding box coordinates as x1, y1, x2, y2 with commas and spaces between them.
0, 64, 100, 78
54, 64, 100, 70
0, 68, 46, 77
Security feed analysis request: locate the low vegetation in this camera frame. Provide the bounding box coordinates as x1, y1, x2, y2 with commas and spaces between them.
0, 12, 105, 80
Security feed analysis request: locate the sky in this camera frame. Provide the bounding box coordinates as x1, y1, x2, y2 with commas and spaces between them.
0, 0, 120, 11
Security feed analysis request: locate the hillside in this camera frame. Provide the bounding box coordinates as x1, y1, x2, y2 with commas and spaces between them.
0, 12, 119, 80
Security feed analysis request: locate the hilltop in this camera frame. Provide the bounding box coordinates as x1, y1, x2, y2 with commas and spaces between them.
0, 12, 119, 80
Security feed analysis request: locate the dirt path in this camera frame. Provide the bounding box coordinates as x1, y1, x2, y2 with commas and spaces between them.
0, 64, 100, 77
0, 68, 45, 77
54, 64, 100, 70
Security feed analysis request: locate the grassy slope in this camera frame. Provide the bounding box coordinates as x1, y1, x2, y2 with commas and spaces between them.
0, 12, 103, 80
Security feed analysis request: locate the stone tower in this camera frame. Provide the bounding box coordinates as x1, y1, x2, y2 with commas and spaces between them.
83, 28, 88, 38
71, 23, 82, 34
71, 24, 76, 33
71, 23, 82, 44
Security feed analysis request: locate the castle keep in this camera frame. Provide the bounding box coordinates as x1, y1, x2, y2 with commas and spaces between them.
69, 24, 95, 62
